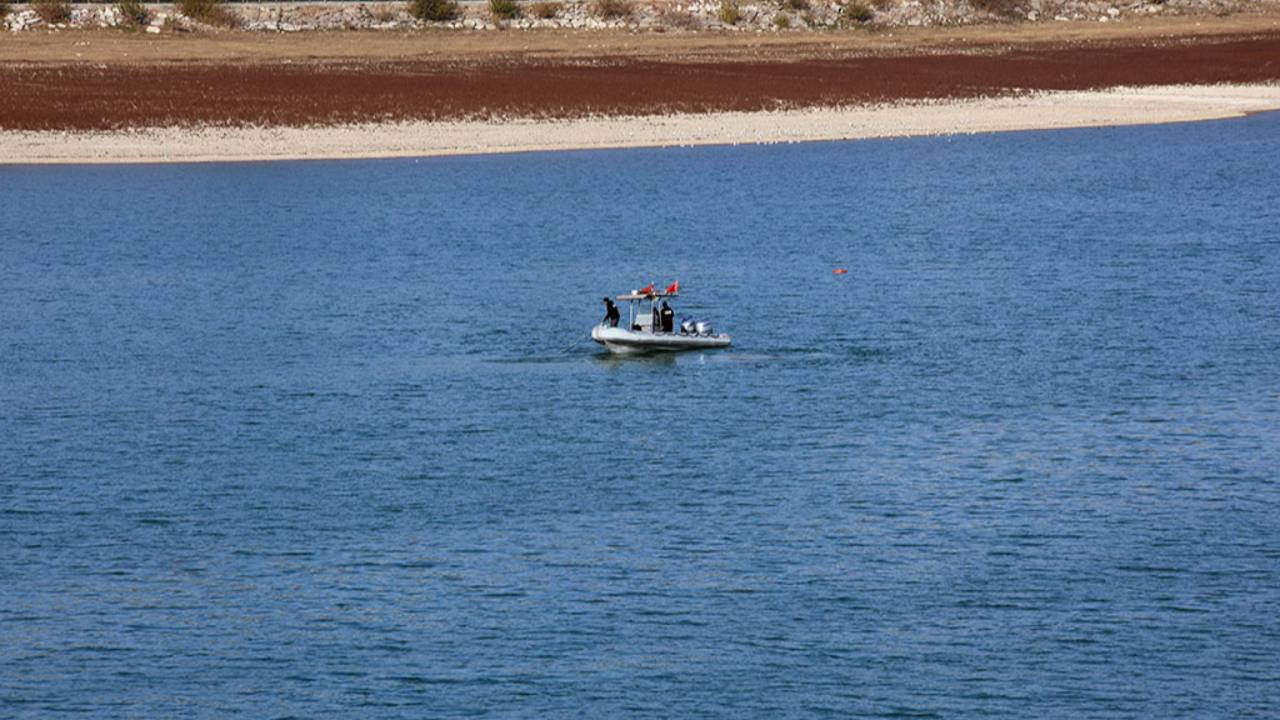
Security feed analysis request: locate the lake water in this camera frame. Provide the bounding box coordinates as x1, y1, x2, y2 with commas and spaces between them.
3, 114, 1279, 718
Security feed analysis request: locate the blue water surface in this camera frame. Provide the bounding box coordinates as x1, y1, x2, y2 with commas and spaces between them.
2, 114, 1279, 718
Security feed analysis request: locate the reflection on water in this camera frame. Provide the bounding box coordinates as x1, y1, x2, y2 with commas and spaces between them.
590, 351, 681, 367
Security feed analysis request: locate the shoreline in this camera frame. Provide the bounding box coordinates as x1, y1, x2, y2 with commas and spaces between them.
3, 84, 1278, 165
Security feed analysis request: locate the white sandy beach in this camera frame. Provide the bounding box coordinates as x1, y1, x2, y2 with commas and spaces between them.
2, 84, 1278, 165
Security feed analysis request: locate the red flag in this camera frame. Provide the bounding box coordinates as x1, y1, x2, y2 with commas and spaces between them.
664, 281, 679, 295
639, 283, 655, 296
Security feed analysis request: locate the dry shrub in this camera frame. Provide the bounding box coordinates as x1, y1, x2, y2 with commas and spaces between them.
772, 12, 790, 26
869, 0, 893, 9
530, 1, 561, 16
782, 0, 809, 10
177, 0, 240, 27
717, 0, 740, 23
0, 0, 11, 21
489, 0, 521, 19
657, 6, 698, 27
372, 4, 400, 21
33, 0, 72, 24
593, 0, 633, 19
116, 0, 151, 26
839, 0, 873, 23
970, 0, 1027, 18
408, 0, 460, 20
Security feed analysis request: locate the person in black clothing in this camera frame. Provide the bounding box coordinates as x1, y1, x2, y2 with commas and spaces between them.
659, 301, 675, 333
602, 297, 620, 327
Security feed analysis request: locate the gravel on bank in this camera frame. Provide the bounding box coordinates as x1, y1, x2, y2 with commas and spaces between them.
2, 84, 1278, 164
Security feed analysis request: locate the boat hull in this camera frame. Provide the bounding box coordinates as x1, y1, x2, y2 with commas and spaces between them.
591, 325, 731, 354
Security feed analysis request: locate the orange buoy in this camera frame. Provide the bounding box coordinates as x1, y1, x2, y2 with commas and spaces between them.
833, 268, 849, 275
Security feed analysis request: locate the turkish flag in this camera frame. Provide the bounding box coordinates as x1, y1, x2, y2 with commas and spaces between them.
664, 281, 679, 295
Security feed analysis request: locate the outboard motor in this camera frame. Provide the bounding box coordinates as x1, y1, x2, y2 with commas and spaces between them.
680, 319, 696, 335
695, 321, 714, 336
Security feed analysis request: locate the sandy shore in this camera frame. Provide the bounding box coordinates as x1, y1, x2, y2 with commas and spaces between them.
2, 84, 1277, 165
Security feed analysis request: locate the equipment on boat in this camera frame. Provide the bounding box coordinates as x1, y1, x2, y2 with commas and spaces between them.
591, 284, 731, 354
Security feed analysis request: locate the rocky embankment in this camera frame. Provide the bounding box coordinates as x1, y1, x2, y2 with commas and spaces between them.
2, 0, 1275, 33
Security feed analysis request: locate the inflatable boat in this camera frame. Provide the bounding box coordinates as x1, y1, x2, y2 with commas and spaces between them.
591, 284, 731, 355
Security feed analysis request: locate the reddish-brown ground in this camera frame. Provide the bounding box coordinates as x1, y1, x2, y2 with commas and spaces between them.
2, 20, 1279, 130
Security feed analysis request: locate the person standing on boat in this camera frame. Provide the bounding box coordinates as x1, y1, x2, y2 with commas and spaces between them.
602, 297, 620, 328
660, 301, 675, 333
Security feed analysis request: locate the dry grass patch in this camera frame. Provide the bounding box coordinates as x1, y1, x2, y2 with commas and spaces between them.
490, 0, 522, 19
839, 0, 873, 23
970, 0, 1028, 18
530, 1, 561, 17
33, 0, 72, 24
593, 0, 634, 19
116, 0, 151, 26
372, 4, 400, 21
176, 0, 240, 27
718, 0, 741, 23
656, 5, 699, 27
408, 0, 461, 20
